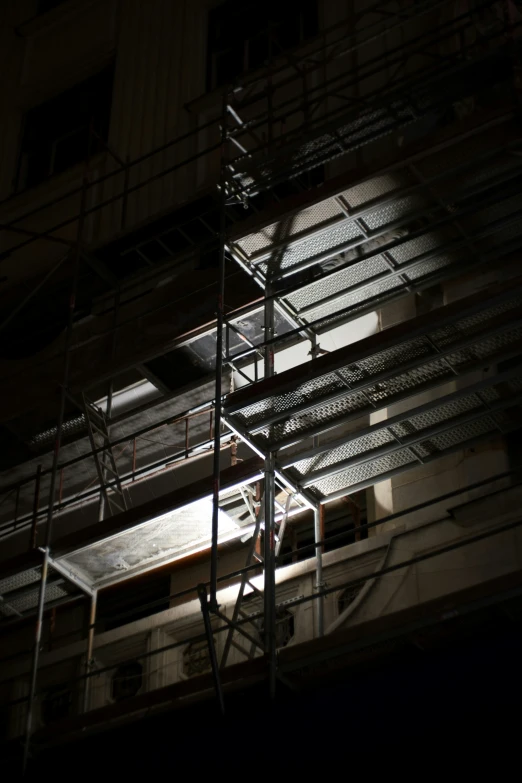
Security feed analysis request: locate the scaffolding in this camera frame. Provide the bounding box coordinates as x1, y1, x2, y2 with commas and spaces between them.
1, 0, 522, 771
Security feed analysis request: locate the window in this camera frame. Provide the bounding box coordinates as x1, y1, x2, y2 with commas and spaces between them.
338, 585, 363, 616
183, 639, 214, 677
261, 607, 295, 649
17, 63, 114, 190
41, 685, 72, 724
207, 0, 318, 89
37, 0, 69, 14
111, 661, 143, 701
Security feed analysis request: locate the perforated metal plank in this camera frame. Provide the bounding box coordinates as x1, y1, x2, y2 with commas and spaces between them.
225, 281, 522, 450
230, 39, 513, 197
303, 384, 522, 502
0, 567, 75, 620
285, 370, 522, 485
255, 322, 522, 450
229, 157, 522, 346
0, 568, 41, 597
233, 172, 416, 265
283, 224, 514, 322
2, 582, 68, 616
233, 134, 519, 264
238, 162, 522, 283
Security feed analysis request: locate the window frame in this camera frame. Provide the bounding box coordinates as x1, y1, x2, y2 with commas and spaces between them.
16, 62, 115, 193
206, 0, 319, 91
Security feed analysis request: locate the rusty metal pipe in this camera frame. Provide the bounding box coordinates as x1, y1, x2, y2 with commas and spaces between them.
29, 466, 42, 550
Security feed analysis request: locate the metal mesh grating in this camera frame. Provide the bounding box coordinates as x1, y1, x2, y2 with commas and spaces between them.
294, 277, 404, 325
446, 327, 522, 367
255, 389, 371, 445
307, 415, 500, 499
235, 97, 416, 196
0, 568, 41, 597
235, 201, 343, 258
291, 388, 498, 482
390, 394, 484, 438
6, 583, 68, 615
232, 22, 515, 199
363, 358, 453, 405
309, 450, 416, 497
477, 386, 502, 404
229, 293, 522, 453
363, 195, 426, 231
431, 299, 522, 348
340, 172, 413, 209
237, 371, 348, 428
390, 232, 450, 265
428, 151, 517, 196
470, 193, 522, 229
483, 219, 522, 245
425, 417, 497, 451
255, 355, 453, 447
292, 428, 396, 477
258, 220, 362, 274
405, 255, 454, 280
284, 255, 391, 312
283, 235, 465, 323
28, 415, 86, 449
341, 338, 433, 382
236, 320, 522, 434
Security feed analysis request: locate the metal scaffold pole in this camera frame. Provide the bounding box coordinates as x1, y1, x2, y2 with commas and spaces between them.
264, 451, 277, 698
210, 90, 228, 611
198, 584, 225, 715
82, 589, 98, 712
314, 506, 325, 637
22, 155, 89, 777
98, 290, 121, 521
263, 270, 277, 695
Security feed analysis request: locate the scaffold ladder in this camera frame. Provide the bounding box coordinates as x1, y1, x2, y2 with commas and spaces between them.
220, 490, 293, 667
220, 493, 265, 667
81, 394, 128, 516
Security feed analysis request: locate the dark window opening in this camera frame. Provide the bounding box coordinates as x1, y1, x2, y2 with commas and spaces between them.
98, 572, 171, 632
207, 0, 318, 90
42, 686, 72, 724
504, 426, 522, 473
111, 661, 143, 701
37, 0, 69, 14
261, 607, 295, 648
18, 63, 114, 190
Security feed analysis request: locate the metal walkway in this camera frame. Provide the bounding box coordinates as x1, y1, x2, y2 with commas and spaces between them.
225, 280, 522, 501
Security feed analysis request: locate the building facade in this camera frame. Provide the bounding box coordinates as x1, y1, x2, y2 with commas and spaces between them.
1, 0, 522, 773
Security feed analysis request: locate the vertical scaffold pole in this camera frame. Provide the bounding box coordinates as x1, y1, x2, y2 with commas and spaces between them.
198, 584, 225, 715
210, 90, 229, 612
264, 451, 277, 698
83, 589, 98, 712
22, 152, 90, 778
314, 506, 325, 637
98, 289, 120, 521
263, 264, 277, 695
